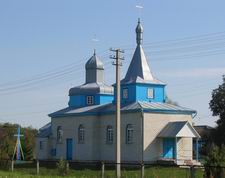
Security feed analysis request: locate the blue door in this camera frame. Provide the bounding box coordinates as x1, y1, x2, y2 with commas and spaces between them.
163, 138, 175, 159
66, 138, 73, 160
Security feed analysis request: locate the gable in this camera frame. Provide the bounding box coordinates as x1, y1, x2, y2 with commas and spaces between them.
158, 121, 200, 138
176, 123, 196, 138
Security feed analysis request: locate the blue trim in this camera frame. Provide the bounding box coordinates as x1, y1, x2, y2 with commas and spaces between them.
115, 83, 166, 103
193, 138, 200, 161
118, 82, 166, 87
196, 139, 199, 161
69, 94, 113, 107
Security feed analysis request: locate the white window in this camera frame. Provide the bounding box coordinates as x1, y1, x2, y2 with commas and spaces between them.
106, 125, 113, 144
147, 88, 154, 99
126, 124, 134, 144
78, 124, 85, 144
122, 88, 128, 99
86, 96, 94, 105
57, 126, 63, 143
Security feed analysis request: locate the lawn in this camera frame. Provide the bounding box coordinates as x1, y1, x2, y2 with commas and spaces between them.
0, 166, 204, 178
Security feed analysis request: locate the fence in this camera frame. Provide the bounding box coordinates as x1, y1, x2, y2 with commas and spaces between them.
0, 159, 224, 178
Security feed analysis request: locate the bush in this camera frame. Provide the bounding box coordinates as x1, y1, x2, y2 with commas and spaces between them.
56, 158, 69, 176
204, 145, 225, 178
0, 160, 11, 170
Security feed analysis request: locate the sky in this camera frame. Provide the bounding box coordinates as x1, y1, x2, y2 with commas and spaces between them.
0, 0, 225, 128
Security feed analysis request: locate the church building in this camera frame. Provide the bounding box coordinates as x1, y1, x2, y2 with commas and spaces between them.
36, 20, 200, 165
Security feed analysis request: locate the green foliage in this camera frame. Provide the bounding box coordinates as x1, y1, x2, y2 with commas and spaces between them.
204, 145, 225, 178
21, 127, 37, 161
0, 123, 17, 160
209, 75, 225, 146
0, 123, 37, 161
56, 158, 69, 176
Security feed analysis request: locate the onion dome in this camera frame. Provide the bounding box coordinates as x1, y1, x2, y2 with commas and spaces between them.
85, 50, 104, 70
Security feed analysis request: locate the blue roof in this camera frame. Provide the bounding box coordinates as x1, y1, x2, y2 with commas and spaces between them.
37, 122, 51, 138
49, 102, 196, 118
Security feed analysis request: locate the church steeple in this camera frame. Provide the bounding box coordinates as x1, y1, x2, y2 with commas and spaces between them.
68, 51, 114, 107
119, 19, 166, 104
122, 19, 157, 84
85, 50, 104, 83
136, 18, 143, 45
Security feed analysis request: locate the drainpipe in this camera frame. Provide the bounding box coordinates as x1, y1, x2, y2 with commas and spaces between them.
192, 111, 197, 119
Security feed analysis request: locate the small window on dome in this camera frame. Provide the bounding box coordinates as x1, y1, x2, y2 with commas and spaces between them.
147, 88, 154, 99
122, 88, 128, 99
87, 96, 94, 105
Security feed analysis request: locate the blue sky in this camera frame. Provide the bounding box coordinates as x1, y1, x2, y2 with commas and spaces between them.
0, 0, 225, 128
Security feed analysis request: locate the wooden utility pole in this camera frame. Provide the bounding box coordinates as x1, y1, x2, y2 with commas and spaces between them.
110, 48, 124, 178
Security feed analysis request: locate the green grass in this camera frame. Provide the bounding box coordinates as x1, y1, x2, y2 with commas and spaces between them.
0, 167, 204, 178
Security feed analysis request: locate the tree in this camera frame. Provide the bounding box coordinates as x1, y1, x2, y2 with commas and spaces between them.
165, 95, 179, 106
204, 145, 225, 178
0, 123, 37, 161
209, 75, 225, 146
21, 126, 37, 160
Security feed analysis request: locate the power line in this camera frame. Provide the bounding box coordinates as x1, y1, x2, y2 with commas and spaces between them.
2, 31, 225, 87
120, 31, 225, 49
0, 32, 223, 87
1, 31, 225, 95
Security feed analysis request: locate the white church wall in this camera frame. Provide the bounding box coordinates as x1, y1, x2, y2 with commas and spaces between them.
143, 113, 193, 162
177, 137, 193, 161
99, 112, 142, 162
51, 115, 100, 161
46, 111, 194, 163
36, 137, 49, 160
49, 112, 142, 162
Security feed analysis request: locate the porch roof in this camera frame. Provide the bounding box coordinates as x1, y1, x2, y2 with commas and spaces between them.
158, 121, 200, 138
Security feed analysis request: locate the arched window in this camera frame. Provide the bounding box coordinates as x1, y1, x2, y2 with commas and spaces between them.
126, 124, 133, 144
78, 124, 85, 144
106, 125, 113, 144
57, 126, 63, 143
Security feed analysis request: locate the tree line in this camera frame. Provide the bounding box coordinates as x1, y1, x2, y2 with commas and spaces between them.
204, 75, 225, 178
0, 123, 37, 161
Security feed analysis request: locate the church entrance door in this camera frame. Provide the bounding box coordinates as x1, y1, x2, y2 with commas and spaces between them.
66, 138, 73, 160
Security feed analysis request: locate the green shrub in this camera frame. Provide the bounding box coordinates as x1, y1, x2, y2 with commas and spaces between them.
56, 158, 69, 176
204, 145, 225, 178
